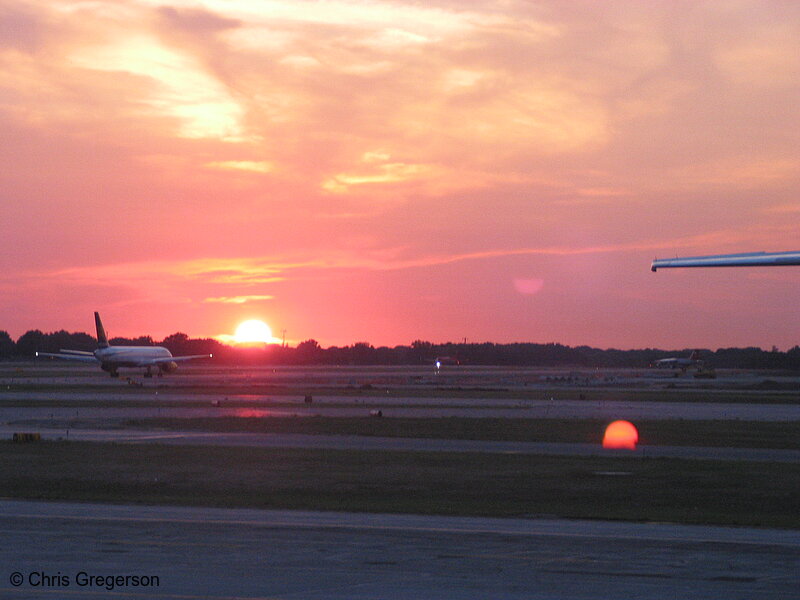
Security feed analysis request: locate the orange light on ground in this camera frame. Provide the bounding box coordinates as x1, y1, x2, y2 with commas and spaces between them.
602, 420, 639, 450
234, 408, 270, 418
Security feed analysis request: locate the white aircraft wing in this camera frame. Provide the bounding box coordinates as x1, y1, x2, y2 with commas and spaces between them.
652, 251, 800, 271
134, 354, 212, 367
36, 351, 99, 364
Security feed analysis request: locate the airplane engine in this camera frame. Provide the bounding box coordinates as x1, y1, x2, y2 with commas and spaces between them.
159, 361, 179, 373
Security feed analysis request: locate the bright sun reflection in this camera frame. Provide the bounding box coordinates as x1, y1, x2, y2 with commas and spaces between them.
602, 420, 639, 450
234, 319, 273, 343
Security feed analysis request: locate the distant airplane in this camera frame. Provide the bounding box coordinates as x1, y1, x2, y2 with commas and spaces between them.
651, 350, 703, 370
652, 251, 800, 271
435, 356, 460, 368
36, 312, 212, 378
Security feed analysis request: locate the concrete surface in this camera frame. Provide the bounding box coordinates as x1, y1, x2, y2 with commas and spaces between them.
2, 500, 798, 599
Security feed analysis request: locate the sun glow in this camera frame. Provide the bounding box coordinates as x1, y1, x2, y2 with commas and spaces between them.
234, 319, 273, 344
602, 420, 639, 450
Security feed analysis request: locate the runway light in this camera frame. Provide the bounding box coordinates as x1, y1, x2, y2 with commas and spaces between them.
603, 420, 638, 450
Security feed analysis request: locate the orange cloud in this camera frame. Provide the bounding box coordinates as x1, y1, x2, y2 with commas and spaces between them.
3, 1, 800, 350
203, 295, 274, 304
205, 160, 273, 173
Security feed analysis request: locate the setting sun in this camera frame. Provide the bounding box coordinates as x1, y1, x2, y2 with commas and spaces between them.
234, 320, 273, 344
602, 420, 639, 450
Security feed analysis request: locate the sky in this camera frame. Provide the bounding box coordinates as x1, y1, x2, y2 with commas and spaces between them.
1, 0, 799, 350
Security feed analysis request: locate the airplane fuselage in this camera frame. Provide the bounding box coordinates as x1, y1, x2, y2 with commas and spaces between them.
95, 346, 175, 370
653, 358, 696, 369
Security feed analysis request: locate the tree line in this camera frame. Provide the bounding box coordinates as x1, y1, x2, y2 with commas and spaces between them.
2, 328, 800, 369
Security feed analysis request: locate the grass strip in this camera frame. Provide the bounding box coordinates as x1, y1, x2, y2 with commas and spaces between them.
3, 383, 800, 403
2, 440, 799, 528
114, 417, 800, 450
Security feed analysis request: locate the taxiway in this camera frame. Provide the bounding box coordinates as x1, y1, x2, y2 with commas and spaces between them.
2, 500, 798, 599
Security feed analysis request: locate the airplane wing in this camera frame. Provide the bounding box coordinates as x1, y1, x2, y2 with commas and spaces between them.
652, 251, 800, 271
36, 351, 99, 364
135, 354, 213, 367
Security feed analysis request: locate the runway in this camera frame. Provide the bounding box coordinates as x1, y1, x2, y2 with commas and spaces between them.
1, 500, 798, 599
4, 394, 800, 421
5, 362, 800, 390
2, 425, 799, 462
3, 365, 799, 597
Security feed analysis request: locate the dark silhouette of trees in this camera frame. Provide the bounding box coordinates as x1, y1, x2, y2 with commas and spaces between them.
296, 339, 322, 363
4, 324, 800, 369
14, 329, 95, 356
0, 331, 14, 358
49, 330, 96, 352
15, 330, 47, 356
351, 342, 375, 365
160, 333, 225, 358
109, 335, 154, 346
410, 339, 434, 364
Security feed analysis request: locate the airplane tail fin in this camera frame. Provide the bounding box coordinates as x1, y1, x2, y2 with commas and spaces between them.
689, 350, 700, 361
94, 312, 109, 348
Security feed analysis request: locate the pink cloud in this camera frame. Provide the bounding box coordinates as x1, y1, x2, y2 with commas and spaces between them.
1, 2, 799, 349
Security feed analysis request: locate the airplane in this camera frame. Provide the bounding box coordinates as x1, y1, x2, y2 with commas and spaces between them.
652, 251, 800, 271
36, 312, 212, 378
651, 350, 703, 370
434, 356, 460, 368
649, 250, 798, 375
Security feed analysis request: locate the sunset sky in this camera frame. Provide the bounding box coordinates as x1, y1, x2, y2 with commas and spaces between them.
2, 0, 799, 349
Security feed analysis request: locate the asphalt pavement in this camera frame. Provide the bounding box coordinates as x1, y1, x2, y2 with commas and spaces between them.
2, 500, 798, 599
